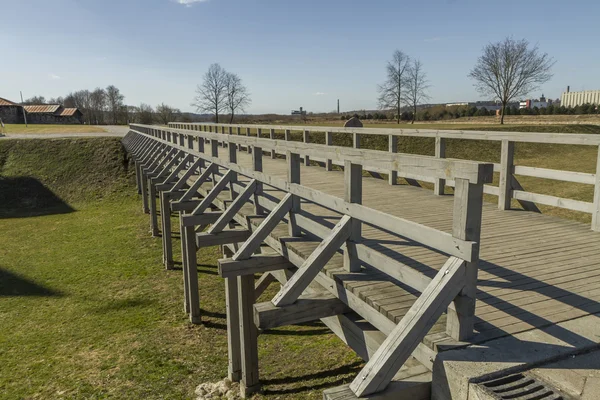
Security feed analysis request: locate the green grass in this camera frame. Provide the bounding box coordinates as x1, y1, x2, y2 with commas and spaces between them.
2, 124, 105, 134
0, 138, 361, 399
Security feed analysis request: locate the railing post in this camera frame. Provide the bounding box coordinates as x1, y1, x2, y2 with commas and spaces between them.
325, 131, 333, 171
270, 128, 276, 158
344, 160, 362, 272
353, 132, 361, 149
498, 140, 514, 210
246, 128, 252, 153
253, 145, 263, 215
434, 137, 446, 195
592, 145, 600, 231
303, 130, 310, 166
287, 151, 301, 236
229, 138, 238, 200
447, 178, 484, 341
187, 134, 194, 150
388, 134, 398, 185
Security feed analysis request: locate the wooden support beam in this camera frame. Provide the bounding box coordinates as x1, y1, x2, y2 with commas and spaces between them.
233, 193, 293, 261
149, 180, 160, 236
238, 274, 260, 397
349, 257, 466, 397
183, 224, 201, 324
434, 137, 446, 195
171, 200, 201, 212
191, 169, 233, 215
218, 254, 293, 278
254, 272, 276, 298
160, 190, 175, 269
208, 180, 257, 234
344, 161, 362, 272
269, 128, 276, 158
388, 134, 398, 185
498, 140, 514, 210
303, 130, 310, 165
447, 178, 484, 341
226, 275, 242, 382
593, 145, 600, 231
254, 292, 350, 330
325, 131, 333, 171
272, 215, 352, 306
287, 151, 301, 237
181, 211, 222, 227
179, 163, 215, 202
196, 230, 252, 248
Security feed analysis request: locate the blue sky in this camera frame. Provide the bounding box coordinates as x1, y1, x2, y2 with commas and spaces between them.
1, 0, 598, 114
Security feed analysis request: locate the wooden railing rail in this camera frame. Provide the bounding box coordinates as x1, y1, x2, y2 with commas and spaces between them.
168, 122, 600, 231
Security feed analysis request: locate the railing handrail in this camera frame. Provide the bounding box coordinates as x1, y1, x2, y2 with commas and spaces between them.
164, 122, 600, 231
133, 124, 493, 184
168, 121, 600, 146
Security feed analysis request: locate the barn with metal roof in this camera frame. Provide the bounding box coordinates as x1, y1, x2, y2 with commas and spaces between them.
0, 97, 83, 124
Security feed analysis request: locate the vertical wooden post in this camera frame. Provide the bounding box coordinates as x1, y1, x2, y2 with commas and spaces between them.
498, 140, 514, 210
246, 127, 252, 153
344, 160, 362, 272
238, 274, 260, 397
592, 145, 600, 231
135, 161, 142, 194
284, 129, 291, 141
187, 134, 194, 150
353, 132, 361, 149
287, 151, 301, 236
257, 128, 262, 140
388, 134, 398, 185
211, 139, 219, 182
229, 140, 238, 199
253, 146, 263, 215
197, 133, 205, 169
149, 181, 160, 236
325, 131, 333, 171
180, 211, 191, 314
269, 128, 276, 158
224, 247, 242, 382
161, 191, 174, 269
303, 130, 310, 166
447, 178, 484, 340
184, 224, 201, 324
434, 137, 447, 195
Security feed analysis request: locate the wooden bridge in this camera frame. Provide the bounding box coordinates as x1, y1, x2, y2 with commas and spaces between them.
122, 122, 600, 399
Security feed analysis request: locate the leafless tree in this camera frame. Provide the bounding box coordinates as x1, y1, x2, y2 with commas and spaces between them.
23, 96, 46, 105
193, 63, 228, 123
468, 37, 554, 124
378, 50, 411, 124
106, 85, 125, 124
404, 60, 430, 124
137, 103, 155, 125
90, 88, 107, 124
225, 72, 251, 123
156, 103, 181, 125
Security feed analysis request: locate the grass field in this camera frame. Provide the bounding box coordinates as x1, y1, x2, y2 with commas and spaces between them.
0, 138, 360, 399
1, 124, 106, 134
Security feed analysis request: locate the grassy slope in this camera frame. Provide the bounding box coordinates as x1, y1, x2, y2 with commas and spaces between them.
0, 138, 360, 399
2, 124, 106, 134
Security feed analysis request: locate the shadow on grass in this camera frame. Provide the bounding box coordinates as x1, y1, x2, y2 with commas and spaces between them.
261, 360, 363, 395
92, 298, 157, 313
0, 268, 62, 297
0, 176, 74, 218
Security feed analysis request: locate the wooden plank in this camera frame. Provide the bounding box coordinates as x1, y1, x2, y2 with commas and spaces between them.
179, 163, 215, 202
196, 230, 252, 248
272, 215, 352, 306
181, 211, 222, 227
208, 180, 257, 234
498, 140, 514, 210
344, 161, 362, 272
254, 272, 276, 298
233, 193, 293, 260
434, 137, 446, 195
225, 277, 241, 382
254, 292, 350, 330
512, 190, 593, 213
238, 274, 260, 397
218, 254, 293, 278
191, 169, 233, 215
514, 165, 596, 185
349, 258, 466, 397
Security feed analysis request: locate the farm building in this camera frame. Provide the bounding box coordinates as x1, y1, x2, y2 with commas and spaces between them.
0, 97, 83, 124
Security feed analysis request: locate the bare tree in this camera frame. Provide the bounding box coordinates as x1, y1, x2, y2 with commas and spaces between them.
403, 60, 430, 124
224, 72, 251, 123
106, 85, 125, 124
378, 50, 411, 124
156, 103, 181, 125
193, 63, 228, 123
469, 37, 554, 124
23, 96, 47, 105
89, 88, 107, 125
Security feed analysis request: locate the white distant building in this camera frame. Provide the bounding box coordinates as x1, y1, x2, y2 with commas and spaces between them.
519, 94, 550, 109
561, 87, 600, 108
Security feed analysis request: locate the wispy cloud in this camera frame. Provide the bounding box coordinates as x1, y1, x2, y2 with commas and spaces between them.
173, 0, 209, 7
48, 73, 61, 80
314, 92, 326, 96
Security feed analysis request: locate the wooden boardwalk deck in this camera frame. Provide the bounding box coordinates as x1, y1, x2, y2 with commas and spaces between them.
230, 150, 600, 347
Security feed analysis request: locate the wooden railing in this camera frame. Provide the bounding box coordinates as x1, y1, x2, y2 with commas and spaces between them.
124, 123, 494, 397
169, 122, 600, 231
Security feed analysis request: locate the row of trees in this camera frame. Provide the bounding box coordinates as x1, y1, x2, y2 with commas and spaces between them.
25, 86, 126, 125
377, 50, 429, 124
192, 63, 251, 123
